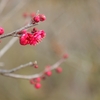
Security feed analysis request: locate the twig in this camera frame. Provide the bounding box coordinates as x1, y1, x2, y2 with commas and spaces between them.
0, 61, 34, 73
0, 58, 65, 80
0, 38, 18, 58
0, 23, 38, 39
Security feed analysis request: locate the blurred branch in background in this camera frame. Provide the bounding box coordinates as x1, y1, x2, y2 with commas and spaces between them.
0, 0, 29, 25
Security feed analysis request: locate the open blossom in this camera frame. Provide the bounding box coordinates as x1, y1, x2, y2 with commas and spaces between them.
19, 30, 46, 46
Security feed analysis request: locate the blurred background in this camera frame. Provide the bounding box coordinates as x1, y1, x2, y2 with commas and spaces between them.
0, 0, 100, 100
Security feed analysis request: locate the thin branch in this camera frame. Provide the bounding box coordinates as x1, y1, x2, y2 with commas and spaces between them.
0, 38, 18, 58
3, 73, 41, 79
0, 58, 65, 80
0, 23, 38, 39
6, 62, 34, 73
0, 61, 37, 73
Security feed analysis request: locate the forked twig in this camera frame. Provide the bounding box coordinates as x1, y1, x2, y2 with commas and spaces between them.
0, 58, 65, 80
